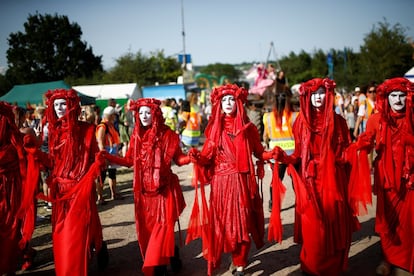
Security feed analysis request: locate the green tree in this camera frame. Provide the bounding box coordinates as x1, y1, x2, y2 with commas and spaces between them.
105, 50, 182, 87
359, 19, 413, 84
199, 63, 241, 83
0, 73, 12, 97
6, 12, 103, 84
280, 50, 313, 85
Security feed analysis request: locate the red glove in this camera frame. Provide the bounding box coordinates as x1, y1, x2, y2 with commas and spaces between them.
23, 134, 39, 152
355, 132, 373, 150
262, 146, 286, 161
188, 147, 200, 163
262, 150, 273, 160
256, 160, 265, 179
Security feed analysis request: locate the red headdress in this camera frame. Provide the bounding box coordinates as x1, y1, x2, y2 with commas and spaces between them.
205, 84, 249, 143
296, 78, 340, 221
129, 98, 166, 137
298, 78, 336, 132
375, 77, 414, 192
128, 98, 170, 191
375, 77, 412, 123
44, 89, 81, 171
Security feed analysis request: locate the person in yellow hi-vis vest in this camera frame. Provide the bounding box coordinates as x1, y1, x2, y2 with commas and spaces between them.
263, 88, 298, 211
181, 93, 202, 148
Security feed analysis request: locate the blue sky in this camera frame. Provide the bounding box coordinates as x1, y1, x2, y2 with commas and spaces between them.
0, 0, 413, 72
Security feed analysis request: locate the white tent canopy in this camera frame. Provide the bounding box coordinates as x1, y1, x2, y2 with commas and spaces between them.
404, 66, 414, 82
73, 83, 141, 100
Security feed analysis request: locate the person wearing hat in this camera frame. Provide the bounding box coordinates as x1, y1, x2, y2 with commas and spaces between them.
356, 77, 414, 275
96, 106, 122, 204
272, 78, 370, 275
185, 84, 280, 276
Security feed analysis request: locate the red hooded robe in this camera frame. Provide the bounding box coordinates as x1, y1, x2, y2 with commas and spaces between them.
44, 89, 104, 276
120, 98, 188, 276
363, 77, 414, 273
186, 84, 266, 275
287, 78, 360, 275
0, 102, 26, 274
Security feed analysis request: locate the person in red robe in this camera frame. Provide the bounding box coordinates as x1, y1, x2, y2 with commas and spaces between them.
104, 98, 196, 276
359, 77, 414, 275
0, 101, 27, 275
273, 78, 369, 275
185, 84, 278, 276
29, 89, 108, 275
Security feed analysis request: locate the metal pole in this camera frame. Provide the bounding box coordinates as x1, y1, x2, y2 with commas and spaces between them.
181, 0, 186, 67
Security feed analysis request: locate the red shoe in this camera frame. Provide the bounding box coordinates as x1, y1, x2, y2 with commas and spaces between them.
21, 248, 37, 271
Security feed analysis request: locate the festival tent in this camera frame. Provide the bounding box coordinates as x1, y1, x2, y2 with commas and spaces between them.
404, 66, 414, 82
72, 83, 141, 100
73, 83, 142, 111
0, 80, 95, 107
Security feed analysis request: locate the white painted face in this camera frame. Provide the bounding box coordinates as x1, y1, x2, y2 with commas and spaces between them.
221, 95, 236, 115
139, 106, 152, 126
311, 87, 326, 108
54, 99, 67, 118
388, 91, 407, 112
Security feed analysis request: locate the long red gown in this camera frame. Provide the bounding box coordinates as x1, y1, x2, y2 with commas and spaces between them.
285, 78, 362, 275
366, 112, 414, 273
125, 124, 186, 275
290, 112, 360, 275
191, 117, 265, 275
0, 103, 25, 275
48, 120, 104, 276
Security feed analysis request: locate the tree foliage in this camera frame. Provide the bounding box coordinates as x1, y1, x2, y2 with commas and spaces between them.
275, 19, 413, 90
6, 12, 103, 85
199, 63, 241, 82
102, 50, 182, 87
359, 19, 413, 85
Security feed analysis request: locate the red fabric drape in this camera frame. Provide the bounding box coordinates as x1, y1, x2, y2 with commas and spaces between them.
123, 98, 188, 275
186, 84, 265, 276
288, 78, 360, 275
0, 102, 26, 275
43, 90, 104, 276
362, 77, 414, 272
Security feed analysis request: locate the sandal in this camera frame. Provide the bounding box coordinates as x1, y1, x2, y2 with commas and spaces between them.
111, 194, 124, 200
96, 198, 107, 205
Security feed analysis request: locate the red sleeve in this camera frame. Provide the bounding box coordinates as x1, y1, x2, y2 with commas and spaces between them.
248, 124, 264, 158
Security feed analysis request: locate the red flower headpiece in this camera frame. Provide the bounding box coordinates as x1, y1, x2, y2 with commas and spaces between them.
44, 88, 81, 124
129, 98, 161, 112
210, 84, 248, 105
376, 77, 411, 98
45, 88, 80, 109
129, 98, 165, 131
375, 77, 413, 115
299, 78, 336, 96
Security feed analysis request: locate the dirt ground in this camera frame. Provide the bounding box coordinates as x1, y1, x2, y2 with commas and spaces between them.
16, 164, 412, 276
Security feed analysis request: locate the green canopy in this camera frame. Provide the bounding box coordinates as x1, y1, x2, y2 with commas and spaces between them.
0, 80, 96, 107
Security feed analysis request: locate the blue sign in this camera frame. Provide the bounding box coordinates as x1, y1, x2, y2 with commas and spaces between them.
178, 54, 192, 64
